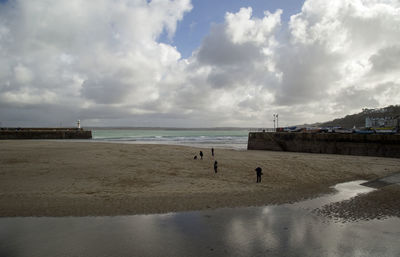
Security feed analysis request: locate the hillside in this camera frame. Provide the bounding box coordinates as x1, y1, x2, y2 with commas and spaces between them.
316, 105, 400, 128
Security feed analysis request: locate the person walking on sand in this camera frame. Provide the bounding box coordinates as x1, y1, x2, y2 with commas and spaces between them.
214, 161, 218, 173
211, 147, 214, 157
200, 151, 204, 160
255, 167, 263, 183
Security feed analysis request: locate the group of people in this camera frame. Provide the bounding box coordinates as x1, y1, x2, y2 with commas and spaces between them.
193, 147, 263, 182
193, 148, 218, 173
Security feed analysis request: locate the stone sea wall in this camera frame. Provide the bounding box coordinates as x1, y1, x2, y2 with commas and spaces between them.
247, 132, 400, 158
0, 128, 92, 140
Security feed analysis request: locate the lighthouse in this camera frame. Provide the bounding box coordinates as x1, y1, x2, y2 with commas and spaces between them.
77, 120, 81, 129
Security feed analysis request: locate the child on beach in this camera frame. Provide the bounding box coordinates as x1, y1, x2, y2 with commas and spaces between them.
214, 161, 218, 173
199, 151, 203, 160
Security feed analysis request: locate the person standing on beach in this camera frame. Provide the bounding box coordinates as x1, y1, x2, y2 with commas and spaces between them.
255, 167, 263, 183
211, 147, 214, 157
200, 151, 203, 160
214, 161, 218, 173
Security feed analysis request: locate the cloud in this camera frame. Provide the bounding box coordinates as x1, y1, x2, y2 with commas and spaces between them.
274, 44, 343, 105
225, 7, 282, 46
81, 77, 130, 104
0, 0, 192, 126
184, 0, 399, 126
369, 45, 400, 73
0, 0, 399, 127
273, 0, 400, 114
196, 24, 264, 67
13, 64, 34, 85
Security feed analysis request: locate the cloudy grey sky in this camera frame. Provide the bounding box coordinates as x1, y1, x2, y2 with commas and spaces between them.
0, 0, 399, 128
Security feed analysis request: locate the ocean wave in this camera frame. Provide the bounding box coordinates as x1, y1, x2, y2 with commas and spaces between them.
92, 130, 249, 149
95, 136, 247, 142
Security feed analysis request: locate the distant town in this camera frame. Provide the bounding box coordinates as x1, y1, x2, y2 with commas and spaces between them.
268, 105, 399, 135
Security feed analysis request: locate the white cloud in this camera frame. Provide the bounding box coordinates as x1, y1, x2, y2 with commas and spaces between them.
276, 0, 400, 117
0, 0, 399, 127
0, 0, 192, 126
225, 7, 282, 46
187, 0, 400, 126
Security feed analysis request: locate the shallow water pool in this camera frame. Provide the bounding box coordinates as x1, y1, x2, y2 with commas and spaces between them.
1, 181, 399, 257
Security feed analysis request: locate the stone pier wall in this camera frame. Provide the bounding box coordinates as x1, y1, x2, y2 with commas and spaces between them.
0, 128, 92, 140
248, 132, 400, 158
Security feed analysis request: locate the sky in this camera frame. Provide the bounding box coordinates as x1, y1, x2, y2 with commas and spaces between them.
0, 0, 399, 128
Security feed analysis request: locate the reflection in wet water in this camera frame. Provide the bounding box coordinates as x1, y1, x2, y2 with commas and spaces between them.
0, 181, 399, 257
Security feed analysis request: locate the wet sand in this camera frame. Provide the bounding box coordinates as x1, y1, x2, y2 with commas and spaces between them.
315, 185, 400, 221
1, 181, 400, 257
1, 140, 399, 217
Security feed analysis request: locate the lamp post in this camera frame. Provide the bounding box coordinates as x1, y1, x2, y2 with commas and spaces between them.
273, 114, 279, 130
276, 114, 279, 128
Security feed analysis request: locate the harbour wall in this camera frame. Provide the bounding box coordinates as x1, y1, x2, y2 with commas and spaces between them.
247, 132, 400, 158
0, 128, 92, 140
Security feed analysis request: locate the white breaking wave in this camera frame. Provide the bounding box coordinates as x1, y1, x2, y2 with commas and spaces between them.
92, 129, 249, 149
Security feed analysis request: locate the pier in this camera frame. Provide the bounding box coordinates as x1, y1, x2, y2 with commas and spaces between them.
248, 132, 400, 158
0, 128, 92, 140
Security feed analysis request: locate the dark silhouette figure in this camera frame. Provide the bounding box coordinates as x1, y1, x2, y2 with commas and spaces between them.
214, 161, 218, 173
255, 167, 263, 183
199, 151, 203, 160
211, 147, 214, 157
194, 155, 197, 160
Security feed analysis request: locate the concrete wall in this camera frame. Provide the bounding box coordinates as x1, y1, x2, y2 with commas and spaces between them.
0, 129, 92, 139
248, 132, 400, 158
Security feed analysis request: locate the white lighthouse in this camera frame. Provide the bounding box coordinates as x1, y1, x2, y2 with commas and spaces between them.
77, 120, 81, 129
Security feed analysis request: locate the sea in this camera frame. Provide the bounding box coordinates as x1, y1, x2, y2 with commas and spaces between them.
90, 128, 252, 149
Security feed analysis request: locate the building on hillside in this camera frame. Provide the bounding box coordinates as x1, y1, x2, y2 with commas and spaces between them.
365, 117, 398, 128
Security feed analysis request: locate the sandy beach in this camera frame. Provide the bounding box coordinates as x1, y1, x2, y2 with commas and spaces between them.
0, 140, 399, 217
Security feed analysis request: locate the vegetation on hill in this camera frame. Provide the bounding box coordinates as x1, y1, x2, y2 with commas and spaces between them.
316, 105, 400, 129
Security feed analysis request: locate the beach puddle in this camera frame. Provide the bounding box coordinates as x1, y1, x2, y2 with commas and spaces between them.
1, 181, 399, 257
292, 180, 376, 209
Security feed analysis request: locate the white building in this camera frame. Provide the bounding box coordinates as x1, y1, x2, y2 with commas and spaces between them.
365, 117, 397, 128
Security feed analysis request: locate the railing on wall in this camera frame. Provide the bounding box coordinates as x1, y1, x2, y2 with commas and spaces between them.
248, 128, 275, 132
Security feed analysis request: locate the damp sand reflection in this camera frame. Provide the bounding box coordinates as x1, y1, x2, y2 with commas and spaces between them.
0, 181, 399, 257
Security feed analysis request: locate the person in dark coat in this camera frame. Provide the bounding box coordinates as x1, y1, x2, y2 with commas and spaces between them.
214, 161, 218, 173
211, 147, 214, 157
199, 151, 203, 160
255, 167, 263, 183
